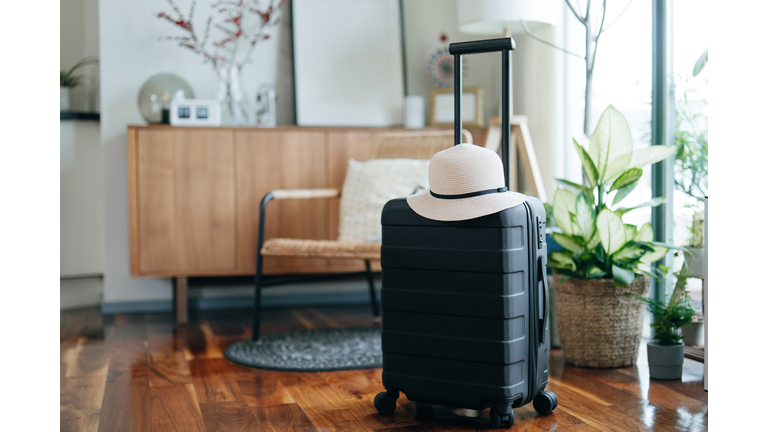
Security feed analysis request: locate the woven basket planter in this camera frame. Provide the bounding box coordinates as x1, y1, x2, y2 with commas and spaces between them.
553, 274, 650, 368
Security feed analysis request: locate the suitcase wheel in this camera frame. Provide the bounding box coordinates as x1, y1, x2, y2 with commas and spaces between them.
490, 407, 514, 428
374, 392, 397, 416
533, 390, 558, 415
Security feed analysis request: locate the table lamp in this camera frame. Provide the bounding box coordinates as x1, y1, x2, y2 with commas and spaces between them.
456, 0, 558, 114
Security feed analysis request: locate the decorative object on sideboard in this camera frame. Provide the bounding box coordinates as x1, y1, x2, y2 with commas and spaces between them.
156, 0, 284, 126
169, 90, 222, 126
547, 106, 677, 368
137, 73, 195, 124
403, 96, 424, 129
426, 33, 468, 89
60, 56, 98, 111
429, 87, 483, 127
255, 84, 277, 127
292, 0, 405, 127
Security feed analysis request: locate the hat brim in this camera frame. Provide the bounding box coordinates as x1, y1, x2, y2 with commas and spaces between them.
406, 189, 527, 221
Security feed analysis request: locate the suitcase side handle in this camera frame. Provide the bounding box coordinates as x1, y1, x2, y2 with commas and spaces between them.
538, 256, 549, 346
448, 37, 515, 188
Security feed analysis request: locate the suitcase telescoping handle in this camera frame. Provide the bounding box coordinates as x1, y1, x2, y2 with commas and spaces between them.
449, 37, 516, 188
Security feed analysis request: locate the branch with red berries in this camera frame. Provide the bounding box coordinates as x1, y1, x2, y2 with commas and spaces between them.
157, 0, 284, 77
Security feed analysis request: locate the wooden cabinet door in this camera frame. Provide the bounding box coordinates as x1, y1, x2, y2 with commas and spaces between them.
134, 129, 236, 275
236, 130, 330, 275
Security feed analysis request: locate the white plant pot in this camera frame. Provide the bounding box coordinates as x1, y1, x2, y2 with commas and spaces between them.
684, 247, 705, 278
682, 321, 705, 347
61, 86, 71, 111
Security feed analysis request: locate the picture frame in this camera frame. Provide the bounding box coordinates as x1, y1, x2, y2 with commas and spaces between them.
292, 0, 405, 127
429, 87, 484, 127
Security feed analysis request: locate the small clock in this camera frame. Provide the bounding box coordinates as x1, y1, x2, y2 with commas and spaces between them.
170, 96, 222, 127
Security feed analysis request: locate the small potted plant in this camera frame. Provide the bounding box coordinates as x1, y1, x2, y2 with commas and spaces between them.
675, 265, 705, 347
548, 105, 678, 368
639, 281, 696, 380
60, 56, 98, 111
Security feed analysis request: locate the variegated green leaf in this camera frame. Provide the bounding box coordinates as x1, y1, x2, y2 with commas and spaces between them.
549, 251, 577, 272
589, 106, 633, 182
573, 139, 599, 189
575, 193, 596, 242
612, 243, 648, 263
597, 209, 626, 256
555, 178, 594, 205
615, 196, 666, 217
553, 189, 577, 236
612, 265, 636, 287
624, 224, 637, 241
609, 168, 643, 192
634, 223, 653, 242
552, 232, 584, 253
612, 181, 638, 206
586, 264, 607, 278
586, 229, 602, 250
639, 245, 668, 264
625, 145, 676, 171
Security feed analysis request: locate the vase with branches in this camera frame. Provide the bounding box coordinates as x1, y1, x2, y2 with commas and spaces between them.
157, 0, 284, 125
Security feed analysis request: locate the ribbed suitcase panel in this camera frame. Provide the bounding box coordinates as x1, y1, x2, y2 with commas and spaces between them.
382, 311, 525, 341
381, 246, 528, 274
382, 289, 528, 319
382, 331, 528, 364
382, 226, 525, 250
383, 353, 525, 387
382, 268, 525, 296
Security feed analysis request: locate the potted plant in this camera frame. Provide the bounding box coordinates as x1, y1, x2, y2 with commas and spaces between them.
60, 56, 98, 111
674, 264, 706, 347
548, 105, 677, 368
639, 282, 696, 380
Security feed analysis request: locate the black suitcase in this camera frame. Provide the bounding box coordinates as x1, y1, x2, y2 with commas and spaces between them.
373, 38, 557, 429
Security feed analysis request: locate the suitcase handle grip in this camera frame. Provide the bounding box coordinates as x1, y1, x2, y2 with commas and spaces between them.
538, 256, 549, 346
448, 37, 516, 55
449, 37, 515, 188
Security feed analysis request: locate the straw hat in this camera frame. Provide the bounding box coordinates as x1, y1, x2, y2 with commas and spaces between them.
406, 143, 527, 221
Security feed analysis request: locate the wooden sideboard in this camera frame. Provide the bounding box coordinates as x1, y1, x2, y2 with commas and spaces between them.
127, 125, 487, 281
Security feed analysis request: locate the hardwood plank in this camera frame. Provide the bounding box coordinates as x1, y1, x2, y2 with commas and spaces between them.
200, 401, 259, 431
98, 377, 150, 432
183, 323, 225, 361
286, 382, 419, 431
319, 370, 382, 400
62, 340, 110, 379
233, 369, 296, 407
251, 403, 318, 432
61, 409, 100, 432
149, 351, 193, 387
189, 359, 241, 404
61, 376, 107, 411
149, 383, 206, 432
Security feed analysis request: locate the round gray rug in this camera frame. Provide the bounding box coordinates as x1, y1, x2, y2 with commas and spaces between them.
225, 327, 382, 371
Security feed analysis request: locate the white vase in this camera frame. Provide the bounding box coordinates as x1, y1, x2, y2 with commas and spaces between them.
217, 67, 249, 126
61, 86, 70, 111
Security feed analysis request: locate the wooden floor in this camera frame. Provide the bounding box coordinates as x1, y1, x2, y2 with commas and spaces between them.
60, 304, 707, 431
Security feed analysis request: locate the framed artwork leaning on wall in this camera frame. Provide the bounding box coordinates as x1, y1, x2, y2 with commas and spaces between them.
429, 87, 483, 127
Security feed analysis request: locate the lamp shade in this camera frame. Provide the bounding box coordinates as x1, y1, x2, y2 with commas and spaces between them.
457, 0, 557, 35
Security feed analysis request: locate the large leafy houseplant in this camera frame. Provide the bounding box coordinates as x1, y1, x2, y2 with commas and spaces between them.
548, 105, 677, 287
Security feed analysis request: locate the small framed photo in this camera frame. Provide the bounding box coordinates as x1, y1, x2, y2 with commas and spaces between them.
429, 87, 483, 127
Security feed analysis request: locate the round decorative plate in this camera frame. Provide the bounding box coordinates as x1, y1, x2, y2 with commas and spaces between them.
427, 47, 469, 88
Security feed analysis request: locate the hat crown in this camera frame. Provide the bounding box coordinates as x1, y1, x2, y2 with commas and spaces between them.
429, 144, 506, 195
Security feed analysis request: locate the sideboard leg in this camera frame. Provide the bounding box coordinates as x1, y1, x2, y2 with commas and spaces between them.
174, 277, 188, 326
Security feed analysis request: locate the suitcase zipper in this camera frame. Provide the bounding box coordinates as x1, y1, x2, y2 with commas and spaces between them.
523, 201, 539, 406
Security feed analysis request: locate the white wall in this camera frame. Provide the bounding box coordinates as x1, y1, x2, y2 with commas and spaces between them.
61, 121, 103, 276
99, 0, 566, 306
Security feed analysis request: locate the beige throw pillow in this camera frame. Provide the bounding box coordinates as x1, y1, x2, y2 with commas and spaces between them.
338, 158, 430, 243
